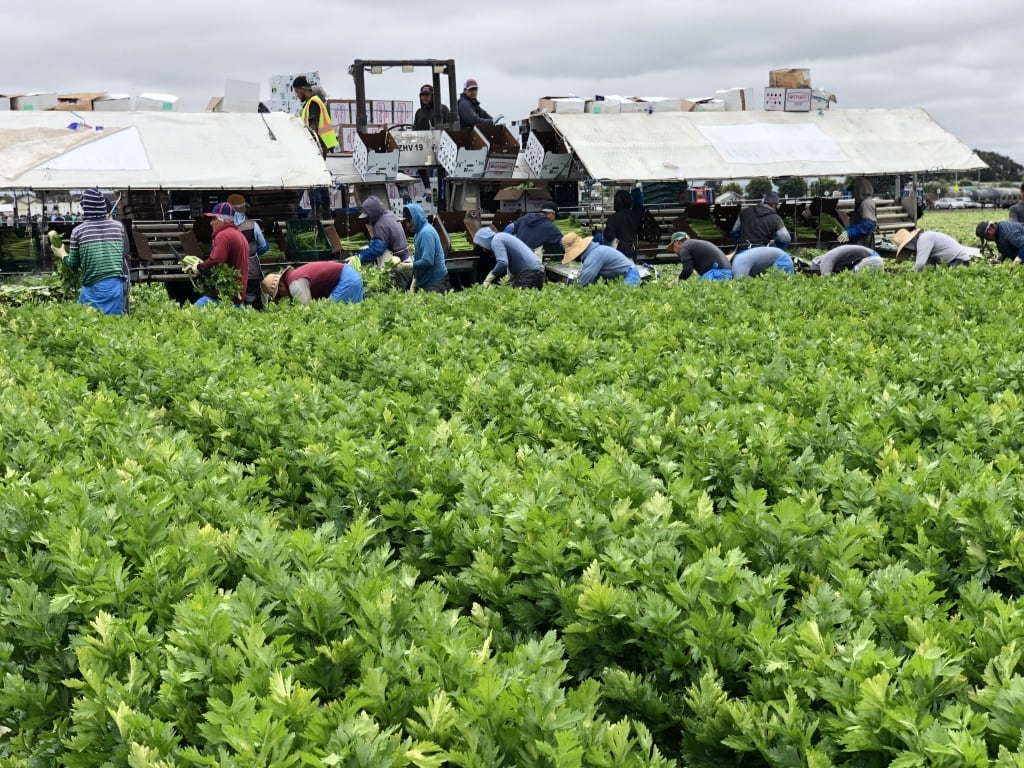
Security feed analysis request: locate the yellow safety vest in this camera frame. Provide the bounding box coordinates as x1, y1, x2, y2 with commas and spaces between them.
300, 94, 338, 151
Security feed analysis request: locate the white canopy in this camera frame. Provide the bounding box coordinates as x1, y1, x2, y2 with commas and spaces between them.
542, 108, 986, 182
0, 111, 333, 190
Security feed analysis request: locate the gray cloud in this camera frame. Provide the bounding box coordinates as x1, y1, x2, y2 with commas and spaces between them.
3, 0, 1022, 165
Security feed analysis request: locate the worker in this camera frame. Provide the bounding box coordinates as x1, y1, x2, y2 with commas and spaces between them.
667, 232, 733, 281
261, 261, 363, 305
802, 244, 885, 276
837, 177, 877, 247
357, 195, 412, 266
457, 79, 494, 127
730, 245, 794, 278
183, 201, 249, 307
977, 220, 1024, 263
603, 189, 642, 259
472, 226, 545, 289
1009, 183, 1024, 223
892, 228, 971, 271
292, 75, 338, 155
61, 187, 130, 315
413, 84, 451, 130
504, 201, 564, 257
561, 232, 640, 287
730, 192, 791, 252
404, 203, 450, 293
226, 193, 269, 309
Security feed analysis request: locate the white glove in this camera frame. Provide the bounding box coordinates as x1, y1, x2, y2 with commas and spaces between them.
836, 230, 850, 244
182, 262, 199, 276
482, 273, 495, 287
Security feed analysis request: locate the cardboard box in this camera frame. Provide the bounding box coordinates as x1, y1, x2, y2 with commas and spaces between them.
715, 87, 754, 112
353, 130, 401, 181
764, 87, 786, 111
683, 97, 726, 112
616, 99, 647, 114
438, 127, 489, 178
494, 186, 551, 213
811, 88, 837, 110
585, 98, 620, 114
92, 94, 132, 111
633, 97, 681, 112
12, 92, 57, 111
393, 100, 414, 125
54, 92, 108, 111
524, 130, 572, 179
336, 124, 358, 154
784, 88, 812, 112
769, 68, 811, 89
137, 93, 179, 111
371, 99, 393, 125
476, 124, 520, 178
328, 99, 356, 125
389, 129, 436, 166
0, 95, 11, 111
223, 80, 260, 113
535, 96, 586, 114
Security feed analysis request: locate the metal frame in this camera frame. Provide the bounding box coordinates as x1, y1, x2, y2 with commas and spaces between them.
347, 59, 458, 133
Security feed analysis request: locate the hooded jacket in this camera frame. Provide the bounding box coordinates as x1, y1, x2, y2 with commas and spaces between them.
603, 190, 640, 257
358, 195, 411, 263
509, 212, 563, 251
732, 202, 791, 249
457, 93, 493, 127
406, 204, 448, 288
66, 188, 129, 287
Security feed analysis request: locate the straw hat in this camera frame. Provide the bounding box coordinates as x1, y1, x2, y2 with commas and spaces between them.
261, 268, 290, 299
226, 194, 248, 211
892, 228, 922, 258
561, 232, 593, 264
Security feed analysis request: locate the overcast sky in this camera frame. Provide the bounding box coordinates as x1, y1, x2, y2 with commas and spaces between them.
4, 0, 1023, 169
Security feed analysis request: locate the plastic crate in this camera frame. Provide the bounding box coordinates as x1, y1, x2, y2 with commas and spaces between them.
285, 219, 331, 260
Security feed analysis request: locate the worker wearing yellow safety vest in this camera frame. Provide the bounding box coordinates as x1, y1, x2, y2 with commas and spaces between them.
292, 75, 338, 155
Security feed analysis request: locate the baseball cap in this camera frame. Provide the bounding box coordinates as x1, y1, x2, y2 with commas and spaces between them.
976, 221, 994, 240
464, 79, 478, 90
669, 231, 689, 245
205, 201, 235, 218
540, 201, 558, 214
763, 191, 780, 204
292, 75, 312, 89
419, 84, 433, 95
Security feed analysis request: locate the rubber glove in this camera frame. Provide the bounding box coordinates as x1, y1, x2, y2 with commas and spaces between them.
836, 229, 850, 244
482, 273, 495, 287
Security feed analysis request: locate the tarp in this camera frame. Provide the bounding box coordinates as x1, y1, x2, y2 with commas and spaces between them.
0, 111, 333, 190
542, 108, 986, 181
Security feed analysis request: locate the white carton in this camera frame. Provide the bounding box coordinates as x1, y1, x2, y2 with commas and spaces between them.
524, 131, 571, 179
12, 92, 57, 111
93, 94, 132, 112
715, 87, 754, 112
223, 80, 260, 113
633, 97, 681, 112
764, 87, 786, 111
137, 93, 179, 111
438, 127, 488, 178
784, 88, 812, 112
683, 97, 726, 112
535, 96, 587, 114
390, 129, 436, 166
585, 98, 620, 114
353, 130, 400, 181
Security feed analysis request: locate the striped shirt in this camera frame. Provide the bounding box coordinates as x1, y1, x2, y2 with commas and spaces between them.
67, 220, 129, 287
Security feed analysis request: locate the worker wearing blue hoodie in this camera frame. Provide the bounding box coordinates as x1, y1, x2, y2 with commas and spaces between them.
561, 232, 640, 287
504, 201, 563, 256
473, 226, 545, 289
403, 204, 450, 293
357, 195, 412, 266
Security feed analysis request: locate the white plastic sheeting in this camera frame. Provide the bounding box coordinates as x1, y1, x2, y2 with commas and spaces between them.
543, 108, 986, 181
0, 111, 333, 190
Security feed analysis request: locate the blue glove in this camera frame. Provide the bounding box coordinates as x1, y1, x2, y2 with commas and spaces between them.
730, 229, 740, 244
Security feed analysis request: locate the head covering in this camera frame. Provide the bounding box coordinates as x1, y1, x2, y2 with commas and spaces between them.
561, 232, 594, 264
472, 226, 496, 250
205, 201, 235, 220
261, 268, 290, 299
464, 78, 478, 90
226, 193, 247, 210
892, 228, 922, 257
292, 75, 312, 89
79, 187, 108, 220
419, 84, 433, 95
976, 221, 994, 240
762, 191, 780, 205
669, 231, 689, 247
540, 201, 558, 214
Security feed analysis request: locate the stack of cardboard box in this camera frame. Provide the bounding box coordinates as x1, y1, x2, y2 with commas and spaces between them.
764, 69, 836, 112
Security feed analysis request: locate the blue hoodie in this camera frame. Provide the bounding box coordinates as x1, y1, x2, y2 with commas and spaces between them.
358, 195, 411, 263
507, 212, 563, 250
406, 204, 448, 288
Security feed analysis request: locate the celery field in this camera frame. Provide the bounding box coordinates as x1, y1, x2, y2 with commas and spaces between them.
5, 264, 1024, 766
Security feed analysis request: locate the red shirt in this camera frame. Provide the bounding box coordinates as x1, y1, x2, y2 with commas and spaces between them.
284, 261, 346, 299
200, 223, 250, 303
